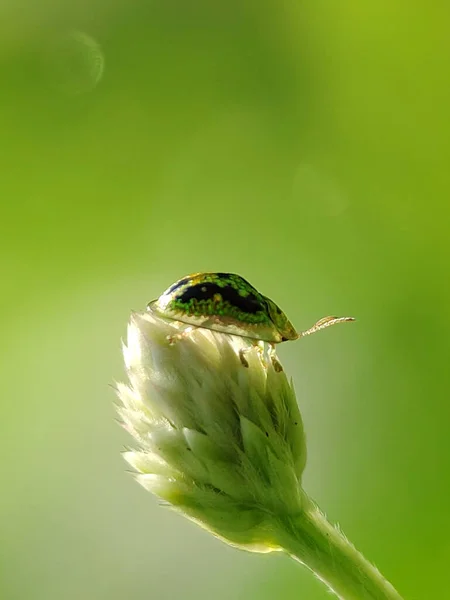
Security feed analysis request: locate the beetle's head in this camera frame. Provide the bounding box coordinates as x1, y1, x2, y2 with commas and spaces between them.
264, 297, 298, 341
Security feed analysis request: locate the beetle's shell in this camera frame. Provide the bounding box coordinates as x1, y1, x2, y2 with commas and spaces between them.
148, 272, 298, 343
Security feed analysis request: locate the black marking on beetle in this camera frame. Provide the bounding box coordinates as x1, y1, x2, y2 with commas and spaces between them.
178, 282, 263, 314
166, 277, 191, 295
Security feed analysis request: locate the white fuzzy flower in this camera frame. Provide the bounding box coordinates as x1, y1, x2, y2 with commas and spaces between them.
117, 310, 306, 551
116, 309, 404, 600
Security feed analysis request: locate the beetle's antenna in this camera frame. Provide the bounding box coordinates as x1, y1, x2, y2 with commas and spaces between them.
298, 315, 355, 338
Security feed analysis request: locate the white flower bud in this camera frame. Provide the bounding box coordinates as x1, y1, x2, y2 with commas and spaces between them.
117, 310, 307, 551
117, 309, 404, 600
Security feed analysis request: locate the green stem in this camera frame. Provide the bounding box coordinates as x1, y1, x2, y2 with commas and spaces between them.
273, 495, 404, 600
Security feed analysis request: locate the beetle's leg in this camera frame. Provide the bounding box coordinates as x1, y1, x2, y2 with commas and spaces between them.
254, 340, 265, 359
238, 347, 250, 368
167, 326, 194, 345
238, 340, 264, 368
268, 343, 283, 373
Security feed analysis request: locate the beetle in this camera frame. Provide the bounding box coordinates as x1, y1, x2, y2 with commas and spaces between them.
148, 272, 354, 371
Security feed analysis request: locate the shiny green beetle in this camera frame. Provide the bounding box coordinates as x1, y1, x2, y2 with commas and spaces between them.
148, 272, 354, 371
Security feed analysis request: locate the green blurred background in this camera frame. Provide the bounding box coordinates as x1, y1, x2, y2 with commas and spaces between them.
1, 1, 449, 598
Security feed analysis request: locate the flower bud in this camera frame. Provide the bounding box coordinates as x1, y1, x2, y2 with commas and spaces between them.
117, 310, 307, 551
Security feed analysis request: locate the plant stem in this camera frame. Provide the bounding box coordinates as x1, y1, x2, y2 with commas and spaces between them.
274, 495, 404, 600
